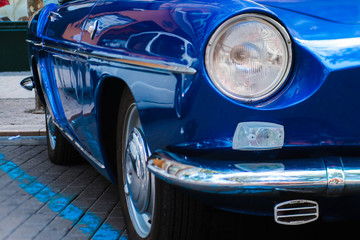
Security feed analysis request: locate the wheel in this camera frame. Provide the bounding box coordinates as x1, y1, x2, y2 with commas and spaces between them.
116, 89, 214, 240
45, 107, 81, 164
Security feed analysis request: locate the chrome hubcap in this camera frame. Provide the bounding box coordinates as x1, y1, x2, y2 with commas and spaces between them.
123, 103, 154, 238
125, 128, 150, 213
46, 109, 56, 150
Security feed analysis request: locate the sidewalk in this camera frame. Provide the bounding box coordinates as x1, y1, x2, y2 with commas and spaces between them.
0, 71, 46, 137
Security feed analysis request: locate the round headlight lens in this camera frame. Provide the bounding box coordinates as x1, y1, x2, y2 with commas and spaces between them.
205, 14, 292, 102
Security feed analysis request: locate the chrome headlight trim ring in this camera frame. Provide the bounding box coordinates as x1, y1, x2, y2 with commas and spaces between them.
205, 13, 293, 103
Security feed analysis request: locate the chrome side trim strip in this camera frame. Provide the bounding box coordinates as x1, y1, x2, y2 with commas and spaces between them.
147, 151, 360, 196
52, 121, 105, 169
80, 51, 197, 75
26, 40, 197, 75
26, 40, 43, 47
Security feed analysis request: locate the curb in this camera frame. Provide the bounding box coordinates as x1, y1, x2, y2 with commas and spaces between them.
0, 136, 47, 145
0, 73, 46, 141
0, 125, 46, 137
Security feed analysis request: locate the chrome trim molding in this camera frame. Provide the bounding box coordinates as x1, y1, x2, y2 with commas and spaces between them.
147, 151, 360, 196
27, 40, 197, 75
52, 121, 105, 169
78, 50, 197, 75
26, 40, 43, 47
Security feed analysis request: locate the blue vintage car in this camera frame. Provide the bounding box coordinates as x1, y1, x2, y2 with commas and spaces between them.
23, 0, 360, 238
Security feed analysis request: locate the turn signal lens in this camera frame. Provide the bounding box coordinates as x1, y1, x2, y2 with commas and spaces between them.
233, 122, 284, 150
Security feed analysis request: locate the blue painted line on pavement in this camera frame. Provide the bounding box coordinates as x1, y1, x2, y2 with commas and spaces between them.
0, 153, 127, 239
93, 223, 127, 240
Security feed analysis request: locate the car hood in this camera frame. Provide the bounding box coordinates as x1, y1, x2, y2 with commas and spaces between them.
254, 0, 360, 24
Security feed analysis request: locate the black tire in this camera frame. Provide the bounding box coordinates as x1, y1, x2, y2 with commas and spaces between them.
45, 107, 81, 165
116, 89, 215, 240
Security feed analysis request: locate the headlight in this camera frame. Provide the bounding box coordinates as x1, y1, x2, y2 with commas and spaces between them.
205, 14, 292, 102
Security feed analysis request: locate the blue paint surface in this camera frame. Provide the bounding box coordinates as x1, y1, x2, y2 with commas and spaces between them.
29, 0, 360, 185
0, 153, 127, 239
26, 0, 360, 219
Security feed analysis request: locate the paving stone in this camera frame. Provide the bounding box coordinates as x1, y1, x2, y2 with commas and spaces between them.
9, 212, 57, 239
0, 142, 127, 239
34, 216, 75, 239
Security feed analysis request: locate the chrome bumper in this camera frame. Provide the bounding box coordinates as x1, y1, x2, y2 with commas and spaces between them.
147, 151, 360, 196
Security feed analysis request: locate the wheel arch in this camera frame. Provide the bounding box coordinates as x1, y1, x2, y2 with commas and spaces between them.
97, 76, 129, 184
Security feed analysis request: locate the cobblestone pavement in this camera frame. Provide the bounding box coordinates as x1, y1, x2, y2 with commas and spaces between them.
0, 138, 127, 240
